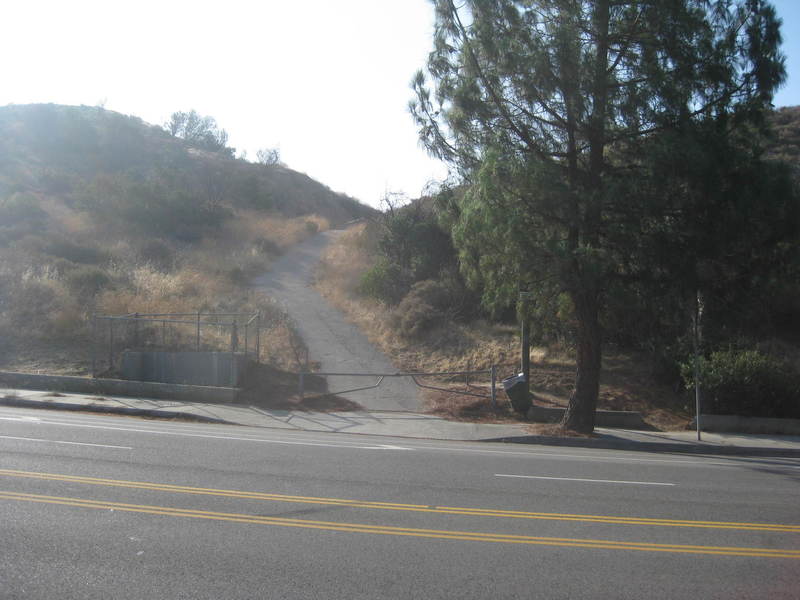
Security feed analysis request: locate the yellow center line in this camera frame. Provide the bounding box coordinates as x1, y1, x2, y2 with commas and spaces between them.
0, 468, 797, 533
1, 490, 798, 559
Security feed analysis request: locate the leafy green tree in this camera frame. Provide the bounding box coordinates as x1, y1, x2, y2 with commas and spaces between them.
617, 119, 798, 348
359, 194, 464, 306
411, 0, 786, 431
166, 110, 233, 156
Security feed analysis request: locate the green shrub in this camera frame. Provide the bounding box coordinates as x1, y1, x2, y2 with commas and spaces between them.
5, 279, 60, 330
64, 265, 111, 300
357, 257, 409, 305
42, 237, 108, 265
254, 237, 280, 256
0, 194, 48, 244
404, 280, 451, 313
681, 349, 800, 418
391, 280, 453, 340
304, 221, 319, 234
137, 239, 175, 271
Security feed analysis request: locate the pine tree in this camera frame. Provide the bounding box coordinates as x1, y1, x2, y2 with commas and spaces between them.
411, 0, 786, 432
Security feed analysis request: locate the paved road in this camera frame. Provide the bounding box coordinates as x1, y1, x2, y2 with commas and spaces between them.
253, 230, 420, 411
1, 406, 798, 599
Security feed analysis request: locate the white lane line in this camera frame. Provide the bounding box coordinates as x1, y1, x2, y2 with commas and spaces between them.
2, 410, 798, 469
0, 412, 705, 462
0, 435, 132, 450
495, 473, 676, 486
0, 420, 409, 451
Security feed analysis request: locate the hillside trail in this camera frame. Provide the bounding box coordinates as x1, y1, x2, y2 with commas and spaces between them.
252, 230, 420, 411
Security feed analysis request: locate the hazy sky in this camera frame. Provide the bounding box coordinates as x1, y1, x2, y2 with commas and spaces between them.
2, 0, 798, 207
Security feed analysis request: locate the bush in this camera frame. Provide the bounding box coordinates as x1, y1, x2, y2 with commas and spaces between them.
2, 278, 83, 339
137, 239, 175, 271
64, 265, 111, 300
391, 280, 452, 340
0, 194, 48, 243
42, 237, 108, 265
682, 349, 800, 418
357, 257, 409, 305
253, 237, 280, 256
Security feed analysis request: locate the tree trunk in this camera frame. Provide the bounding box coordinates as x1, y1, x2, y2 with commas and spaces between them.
560, 0, 609, 434
562, 287, 602, 433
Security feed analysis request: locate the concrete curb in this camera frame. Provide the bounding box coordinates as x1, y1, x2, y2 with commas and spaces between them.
528, 405, 648, 429
690, 414, 800, 435
4, 394, 799, 458
483, 434, 800, 457
0, 371, 239, 404
0, 396, 233, 425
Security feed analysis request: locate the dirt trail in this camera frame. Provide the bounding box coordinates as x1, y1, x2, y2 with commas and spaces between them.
253, 230, 420, 411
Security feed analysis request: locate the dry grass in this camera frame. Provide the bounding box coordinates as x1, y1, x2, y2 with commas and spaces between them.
314, 223, 692, 431
227, 211, 330, 251
0, 204, 328, 376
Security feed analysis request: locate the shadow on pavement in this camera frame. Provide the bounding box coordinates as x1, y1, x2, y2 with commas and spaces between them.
238, 362, 364, 412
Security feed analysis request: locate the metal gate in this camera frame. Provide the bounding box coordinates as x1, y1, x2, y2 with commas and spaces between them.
298, 367, 498, 408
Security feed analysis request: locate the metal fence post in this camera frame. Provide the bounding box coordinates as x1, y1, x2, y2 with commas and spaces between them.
196, 312, 201, 351
298, 371, 305, 400
490, 365, 497, 409
108, 320, 114, 371
133, 312, 139, 348
255, 312, 261, 363
91, 314, 97, 377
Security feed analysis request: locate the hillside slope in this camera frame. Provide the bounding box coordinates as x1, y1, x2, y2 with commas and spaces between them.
0, 103, 374, 376
0, 103, 373, 225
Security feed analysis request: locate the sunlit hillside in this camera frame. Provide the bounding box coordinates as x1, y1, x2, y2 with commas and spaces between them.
0, 103, 375, 375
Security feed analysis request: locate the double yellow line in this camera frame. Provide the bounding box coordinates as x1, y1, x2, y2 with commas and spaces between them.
1, 489, 798, 559
0, 468, 797, 533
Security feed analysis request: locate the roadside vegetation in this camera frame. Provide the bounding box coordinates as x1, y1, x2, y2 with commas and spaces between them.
0, 104, 373, 377
315, 103, 800, 429
394, 1, 800, 432
316, 216, 691, 430
317, 170, 799, 428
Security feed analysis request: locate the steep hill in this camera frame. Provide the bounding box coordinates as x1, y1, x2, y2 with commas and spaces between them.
0, 103, 374, 376
0, 103, 373, 226
768, 105, 800, 170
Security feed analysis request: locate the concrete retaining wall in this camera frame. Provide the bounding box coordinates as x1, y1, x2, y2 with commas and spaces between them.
0, 371, 239, 404
691, 414, 800, 435
528, 405, 648, 429
121, 351, 248, 387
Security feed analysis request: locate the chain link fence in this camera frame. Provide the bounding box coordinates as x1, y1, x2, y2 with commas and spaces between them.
91, 312, 260, 377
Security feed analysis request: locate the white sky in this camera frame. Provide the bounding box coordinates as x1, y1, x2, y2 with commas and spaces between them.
2, 0, 798, 208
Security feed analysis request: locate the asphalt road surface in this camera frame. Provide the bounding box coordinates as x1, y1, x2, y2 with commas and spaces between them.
1, 405, 798, 599
253, 230, 420, 411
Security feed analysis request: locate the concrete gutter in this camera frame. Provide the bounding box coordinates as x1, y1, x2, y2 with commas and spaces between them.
0, 394, 232, 425
484, 433, 800, 457
3, 388, 800, 457
528, 405, 648, 429
690, 414, 800, 435
0, 371, 239, 404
